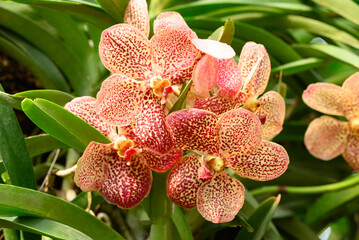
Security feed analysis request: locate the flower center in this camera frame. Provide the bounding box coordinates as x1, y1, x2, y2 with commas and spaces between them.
112, 136, 141, 162
243, 97, 260, 112
198, 156, 225, 180
350, 118, 359, 136
150, 76, 171, 97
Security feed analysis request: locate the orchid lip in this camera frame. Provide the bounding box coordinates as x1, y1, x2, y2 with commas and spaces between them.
350, 118, 359, 136
150, 76, 171, 98
112, 136, 136, 157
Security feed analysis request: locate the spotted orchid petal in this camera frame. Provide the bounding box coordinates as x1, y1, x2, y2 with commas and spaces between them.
227, 140, 289, 181
164, 61, 197, 85
124, 0, 149, 38
343, 72, 359, 113
218, 108, 262, 158
99, 24, 153, 79
151, 26, 199, 77
154, 12, 190, 35
192, 38, 235, 59
239, 42, 271, 97
343, 133, 359, 171
302, 83, 353, 116
192, 92, 247, 115
141, 148, 182, 172
197, 169, 245, 223
192, 55, 218, 99
304, 116, 349, 160
216, 58, 242, 99
167, 109, 219, 155
167, 153, 207, 208
99, 153, 152, 209
65, 97, 116, 140
74, 142, 110, 192
134, 90, 173, 154
96, 75, 145, 126
255, 91, 286, 140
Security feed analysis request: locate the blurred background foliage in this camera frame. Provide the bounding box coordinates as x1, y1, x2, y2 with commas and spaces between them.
0, 0, 359, 239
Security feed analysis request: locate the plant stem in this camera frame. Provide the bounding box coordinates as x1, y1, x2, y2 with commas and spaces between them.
250, 173, 359, 196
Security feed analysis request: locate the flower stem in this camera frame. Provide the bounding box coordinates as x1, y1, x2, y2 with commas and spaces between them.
250, 173, 359, 196
149, 172, 171, 240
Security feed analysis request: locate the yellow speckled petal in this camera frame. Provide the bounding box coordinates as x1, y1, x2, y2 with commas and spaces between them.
154, 12, 190, 35
302, 83, 352, 116
304, 116, 349, 160
255, 91, 285, 140
96, 74, 145, 126
134, 90, 173, 154
218, 108, 262, 158
99, 24, 153, 79
141, 148, 182, 173
216, 58, 242, 99
74, 142, 111, 192
192, 55, 217, 99
227, 140, 289, 181
197, 170, 245, 223
192, 39, 235, 59
151, 26, 199, 77
99, 154, 152, 209
167, 109, 220, 155
239, 42, 271, 97
167, 153, 207, 208
124, 0, 149, 38
343, 133, 359, 171
65, 97, 116, 140
343, 72, 359, 113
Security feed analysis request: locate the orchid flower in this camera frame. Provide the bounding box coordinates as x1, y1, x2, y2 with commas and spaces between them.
95, 0, 201, 155
64, 97, 182, 208
191, 41, 285, 140
166, 108, 289, 223
302, 72, 359, 171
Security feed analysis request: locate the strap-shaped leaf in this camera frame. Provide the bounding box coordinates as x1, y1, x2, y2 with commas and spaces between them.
169, 79, 193, 114
208, 18, 235, 45
171, 206, 194, 240
15, 90, 74, 106
312, 0, 359, 25
21, 98, 110, 152
25, 134, 69, 157
0, 184, 125, 240
271, 58, 324, 76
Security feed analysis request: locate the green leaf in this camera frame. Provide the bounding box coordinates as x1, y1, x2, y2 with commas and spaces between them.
171, 206, 194, 240
275, 218, 319, 240
0, 217, 92, 240
5, 0, 100, 7
236, 195, 281, 240
0, 85, 37, 190
21, 98, 110, 152
271, 58, 324, 76
96, 0, 129, 22
169, 79, 193, 114
15, 90, 74, 106
25, 134, 69, 158
294, 43, 359, 70
305, 184, 359, 227
0, 92, 22, 111
313, 0, 359, 25
0, 184, 125, 240
208, 18, 235, 45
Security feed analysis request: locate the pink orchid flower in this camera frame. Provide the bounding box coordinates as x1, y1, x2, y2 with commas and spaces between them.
166, 108, 289, 223
65, 97, 182, 208
191, 42, 285, 140
96, 0, 201, 155
302, 72, 359, 171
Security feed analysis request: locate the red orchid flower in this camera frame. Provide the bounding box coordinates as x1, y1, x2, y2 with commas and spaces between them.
166, 108, 289, 223
65, 97, 182, 208
302, 72, 359, 171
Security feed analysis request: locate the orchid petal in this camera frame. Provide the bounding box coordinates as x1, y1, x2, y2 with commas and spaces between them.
227, 140, 289, 181
99, 24, 153, 79
167, 109, 219, 155
304, 116, 349, 160
192, 92, 247, 115
141, 148, 182, 172
343, 72, 359, 113
192, 55, 218, 99
99, 154, 152, 209
218, 108, 262, 158
343, 133, 359, 171
96, 75, 145, 126
151, 27, 199, 77
191, 38, 235, 59
216, 58, 242, 99
197, 170, 245, 223
164, 61, 197, 85
302, 83, 352, 116
167, 153, 206, 209
65, 97, 116, 140
255, 91, 285, 140
154, 12, 190, 35
134, 90, 173, 154
74, 142, 110, 192
239, 42, 271, 97
124, 0, 149, 38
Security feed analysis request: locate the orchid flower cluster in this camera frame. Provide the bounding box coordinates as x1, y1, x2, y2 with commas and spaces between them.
64, 0, 289, 223
303, 73, 359, 171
